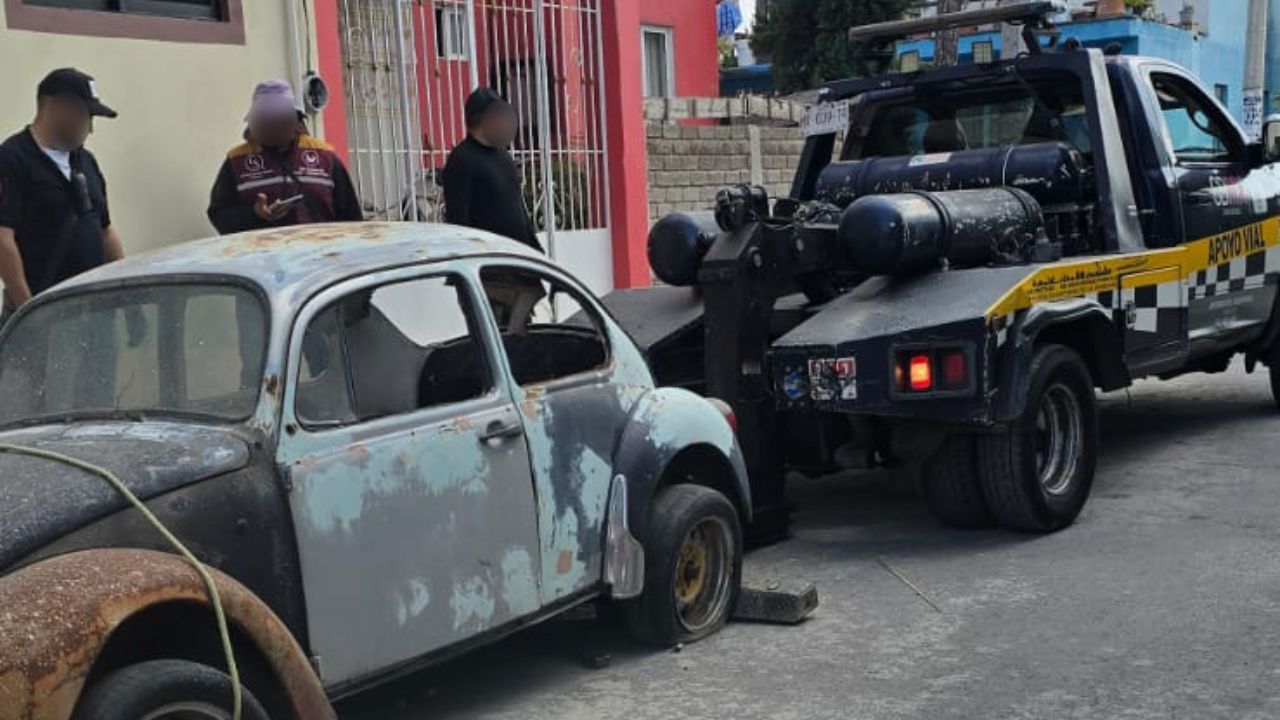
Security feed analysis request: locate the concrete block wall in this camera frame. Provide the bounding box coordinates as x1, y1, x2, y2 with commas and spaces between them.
645, 123, 808, 221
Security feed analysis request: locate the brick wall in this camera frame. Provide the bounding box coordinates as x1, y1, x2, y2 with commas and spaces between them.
645, 123, 808, 221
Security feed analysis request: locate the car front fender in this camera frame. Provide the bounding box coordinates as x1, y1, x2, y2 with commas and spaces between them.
611, 387, 751, 539
0, 548, 334, 720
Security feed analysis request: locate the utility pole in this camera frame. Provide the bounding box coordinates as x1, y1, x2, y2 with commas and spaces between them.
935, 0, 964, 66
1244, 0, 1269, 141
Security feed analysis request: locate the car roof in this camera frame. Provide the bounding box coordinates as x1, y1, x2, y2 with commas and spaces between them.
57, 222, 544, 299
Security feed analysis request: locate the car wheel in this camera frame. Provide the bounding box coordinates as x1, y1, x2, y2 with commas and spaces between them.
72, 659, 271, 720
977, 344, 1098, 533
623, 484, 742, 646
921, 434, 995, 529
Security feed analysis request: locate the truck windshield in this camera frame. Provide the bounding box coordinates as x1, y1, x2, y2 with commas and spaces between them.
846, 77, 1091, 160
0, 283, 267, 425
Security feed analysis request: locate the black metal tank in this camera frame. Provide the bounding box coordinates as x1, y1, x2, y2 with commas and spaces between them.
815, 141, 1087, 209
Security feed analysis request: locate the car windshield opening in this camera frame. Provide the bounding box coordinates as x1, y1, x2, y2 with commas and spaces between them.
0, 283, 268, 425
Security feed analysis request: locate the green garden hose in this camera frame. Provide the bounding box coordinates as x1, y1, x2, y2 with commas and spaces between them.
0, 443, 243, 720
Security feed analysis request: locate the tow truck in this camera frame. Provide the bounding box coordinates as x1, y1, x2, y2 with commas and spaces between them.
602, 1, 1280, 536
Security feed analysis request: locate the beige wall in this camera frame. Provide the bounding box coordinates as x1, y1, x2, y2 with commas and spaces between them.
0, 2, 296, 267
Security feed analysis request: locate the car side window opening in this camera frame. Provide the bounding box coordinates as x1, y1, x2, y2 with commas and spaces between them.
478, 267, 609, 386
1151, 73, 1237, 165
295, 274, 490, 427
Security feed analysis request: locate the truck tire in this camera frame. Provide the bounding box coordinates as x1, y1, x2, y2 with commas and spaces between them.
623, 484, 742, 646
72, 659, 272, 720
1269, 343, 1280, 411
978, 344, 1097, 533
921, 435, 995, 529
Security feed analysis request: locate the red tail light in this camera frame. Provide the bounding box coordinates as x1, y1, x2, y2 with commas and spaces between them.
941, 349, 967, 389
908, 354, 933, 391
707, 398, 738, 434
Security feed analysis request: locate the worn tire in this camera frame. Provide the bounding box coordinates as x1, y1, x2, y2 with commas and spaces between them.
623, 484, 742, 646
977, 344, 1098, 533
73, 659, 271, 720
921, 434, 995, 529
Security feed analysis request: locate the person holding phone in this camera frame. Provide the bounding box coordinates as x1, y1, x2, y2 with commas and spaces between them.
0, 68, 124, 324
207, 79, 362, 235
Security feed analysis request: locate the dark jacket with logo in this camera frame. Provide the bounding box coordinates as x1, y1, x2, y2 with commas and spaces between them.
207, 133, 362, 235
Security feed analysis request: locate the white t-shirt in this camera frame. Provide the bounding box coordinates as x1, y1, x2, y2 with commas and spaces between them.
40, 146, 71, 180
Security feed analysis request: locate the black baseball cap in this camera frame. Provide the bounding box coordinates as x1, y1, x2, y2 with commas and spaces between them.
37, 68, 118, 119
464, 87, 511, 121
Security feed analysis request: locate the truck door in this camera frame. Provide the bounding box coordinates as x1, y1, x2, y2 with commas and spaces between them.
1144, 70, 1279, 350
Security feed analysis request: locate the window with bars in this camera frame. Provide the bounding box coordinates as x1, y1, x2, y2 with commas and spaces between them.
23, 0, 223, 20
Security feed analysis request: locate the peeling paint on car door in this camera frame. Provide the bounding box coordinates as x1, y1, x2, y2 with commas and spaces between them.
275, 264, 542, 687
476, 263, 655, 603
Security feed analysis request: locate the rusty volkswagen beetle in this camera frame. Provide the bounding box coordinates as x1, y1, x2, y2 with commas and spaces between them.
0, 223, 750, 720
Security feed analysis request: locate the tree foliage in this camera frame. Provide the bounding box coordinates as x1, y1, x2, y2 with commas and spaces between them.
752, 0, 914, 94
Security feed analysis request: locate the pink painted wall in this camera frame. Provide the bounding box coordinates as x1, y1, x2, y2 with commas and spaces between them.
638, 1, 720, 98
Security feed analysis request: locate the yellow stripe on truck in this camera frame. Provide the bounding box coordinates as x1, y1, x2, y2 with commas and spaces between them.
985, 216, 1280, 320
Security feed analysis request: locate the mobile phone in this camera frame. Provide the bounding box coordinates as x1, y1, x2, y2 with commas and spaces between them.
273, 193, 306, 210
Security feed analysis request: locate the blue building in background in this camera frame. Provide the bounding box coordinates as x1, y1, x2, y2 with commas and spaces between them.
895, 1, 1280, 124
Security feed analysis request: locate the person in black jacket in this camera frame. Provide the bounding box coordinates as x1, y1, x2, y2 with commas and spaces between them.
0, 69, 123, 323
442, 88, 542, 251
208, 79, 361, 235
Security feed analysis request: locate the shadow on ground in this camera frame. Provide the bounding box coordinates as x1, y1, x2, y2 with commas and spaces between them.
336, 370, 1278, 719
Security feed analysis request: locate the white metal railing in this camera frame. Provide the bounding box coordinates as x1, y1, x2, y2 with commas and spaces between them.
337, 0, 611, 259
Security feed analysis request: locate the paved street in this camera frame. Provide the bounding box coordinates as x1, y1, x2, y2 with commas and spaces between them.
338, 362, 1280, 720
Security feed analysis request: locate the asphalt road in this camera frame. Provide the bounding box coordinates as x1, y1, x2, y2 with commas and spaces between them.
337, 362, 1280, 720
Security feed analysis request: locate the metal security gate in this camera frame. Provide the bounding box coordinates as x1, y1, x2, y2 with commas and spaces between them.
338, 0, 611, 274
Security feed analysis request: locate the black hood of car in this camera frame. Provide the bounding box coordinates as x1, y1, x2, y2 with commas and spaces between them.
0, 421, 253, 571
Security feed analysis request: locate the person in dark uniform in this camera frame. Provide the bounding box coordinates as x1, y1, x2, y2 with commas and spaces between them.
208, 79, 362, 234
0, 68, 123, 325
442, 88, 543, 251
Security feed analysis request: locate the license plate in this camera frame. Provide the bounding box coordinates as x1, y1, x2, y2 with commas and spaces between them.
800, 101, 849, 137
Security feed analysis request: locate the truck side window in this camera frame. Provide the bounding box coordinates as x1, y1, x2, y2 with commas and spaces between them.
1150, 73, 1236, 165
479, 267, 609, 386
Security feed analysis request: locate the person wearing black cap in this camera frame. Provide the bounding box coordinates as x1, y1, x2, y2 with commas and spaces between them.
0, 68, 123, 324
441, 88, 542, 251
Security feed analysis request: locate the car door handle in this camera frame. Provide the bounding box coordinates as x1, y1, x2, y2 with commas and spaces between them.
479, 418, 524, 443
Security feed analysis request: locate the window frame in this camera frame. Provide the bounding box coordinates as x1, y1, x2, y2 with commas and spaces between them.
476, 261, 614, 392
1145, 69, 1244, 169
435, 2, 470, 61
640, 25, 676, 99
7, 0, 244, 45
285, 264, 505, 435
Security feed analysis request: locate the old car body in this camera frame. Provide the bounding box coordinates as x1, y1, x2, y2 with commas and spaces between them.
0, 222, 749, 720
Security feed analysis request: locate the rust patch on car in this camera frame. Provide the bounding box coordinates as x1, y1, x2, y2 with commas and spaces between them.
556, 550, 573, 575
263, 374, 280, 398
0, 549, 336, 720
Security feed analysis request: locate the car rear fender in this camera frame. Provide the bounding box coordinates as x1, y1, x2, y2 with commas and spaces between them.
611, 387, 751, 542
0, 548, 333, 720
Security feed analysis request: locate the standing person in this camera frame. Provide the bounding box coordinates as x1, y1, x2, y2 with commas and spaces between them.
442, 88, 543, 251
208, 79, 362, 234
0, 68, 123, 325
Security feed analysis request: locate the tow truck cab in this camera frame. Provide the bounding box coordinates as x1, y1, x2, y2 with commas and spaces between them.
603, 2, 1280, 537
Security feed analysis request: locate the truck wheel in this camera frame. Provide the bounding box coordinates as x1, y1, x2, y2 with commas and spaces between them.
1269, 343, 1280, 410
977, 344, 1097, 533
623, 484, 742, 646
72, 659, 271, 720
921, 435, 995, 529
